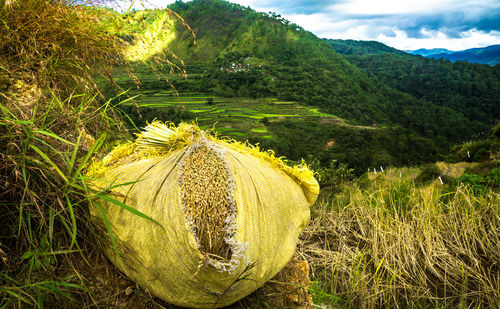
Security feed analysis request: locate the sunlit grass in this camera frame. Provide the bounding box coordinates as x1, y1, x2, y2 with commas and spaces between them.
301, 169, 500, 308
0, 0, 180, 306
126, 13, 177, 62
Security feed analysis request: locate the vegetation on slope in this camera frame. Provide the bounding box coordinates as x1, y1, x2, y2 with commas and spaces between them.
105, 0, 499, 176
326, 39, 500, 133
144, 0, 493, 142
260, 119, 439, 175
0, 0, 137, 306
323, 38, 407, 56
171, 1, 484, 141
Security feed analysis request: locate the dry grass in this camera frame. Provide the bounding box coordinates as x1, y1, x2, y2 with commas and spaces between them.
0, 0, 130, 99
300, 170, 500, 308
435, 161, 480, 178
0, 1, 138, 306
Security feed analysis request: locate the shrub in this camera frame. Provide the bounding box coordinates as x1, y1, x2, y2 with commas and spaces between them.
307, 156, 355, 193
456, 173, 486, 194
485, 167, 500, 185
415, 163, 441, 184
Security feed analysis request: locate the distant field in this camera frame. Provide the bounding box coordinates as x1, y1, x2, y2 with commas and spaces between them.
121, 89, 371, 139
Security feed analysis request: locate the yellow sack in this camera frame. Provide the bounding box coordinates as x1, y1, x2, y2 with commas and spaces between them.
88, 122, 319, 308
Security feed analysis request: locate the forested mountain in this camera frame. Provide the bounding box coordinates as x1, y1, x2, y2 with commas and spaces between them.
124, 1, 408, 128
324, 39, 406, 56
117, 1, 492, 139
327, 39, 499, 133
407, 45, 500, 65
106, 0, 499, 172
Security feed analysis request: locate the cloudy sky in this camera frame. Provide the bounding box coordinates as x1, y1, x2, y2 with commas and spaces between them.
121, 0, 500, 51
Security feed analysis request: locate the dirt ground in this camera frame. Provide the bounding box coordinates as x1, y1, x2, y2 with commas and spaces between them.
73, 249, 312, 308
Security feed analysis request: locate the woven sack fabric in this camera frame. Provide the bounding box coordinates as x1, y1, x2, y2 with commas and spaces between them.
88, 122, 319, 308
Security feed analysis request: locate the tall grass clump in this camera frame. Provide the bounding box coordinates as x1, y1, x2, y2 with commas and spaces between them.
300, 168, 500, 308
0, 0, 132, 97
0, 0, 150, 306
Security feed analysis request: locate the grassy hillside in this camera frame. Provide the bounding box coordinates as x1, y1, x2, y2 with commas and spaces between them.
110, 0, 485, 143
302, 164, 500, 308
99, 0, 500, 174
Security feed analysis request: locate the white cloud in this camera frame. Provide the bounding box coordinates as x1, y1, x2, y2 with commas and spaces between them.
113, 0, 500, 50
332, 0, 455, 15
319, 25, 500, 50
377, 29, 500, 50
282, 8, 500, 50
231, 0, 256, 7
284, 13, 342, 33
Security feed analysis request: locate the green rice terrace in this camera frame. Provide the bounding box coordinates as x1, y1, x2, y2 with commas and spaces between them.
120, 89, 371, 139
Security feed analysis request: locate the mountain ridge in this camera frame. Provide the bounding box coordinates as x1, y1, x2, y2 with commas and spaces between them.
326, 39, 499, 133
407, 45, 500, 65
105, 0, 499, 171
406, 48, 454, 56
161, 1, 486, 140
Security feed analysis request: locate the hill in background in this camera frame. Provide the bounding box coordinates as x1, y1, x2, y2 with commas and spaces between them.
324, 39, 406, 56
326, 39, 499, 131
406, 48, 454, 57
104, 0, 499, 173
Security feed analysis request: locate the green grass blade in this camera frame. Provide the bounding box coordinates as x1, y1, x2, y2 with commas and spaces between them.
116, 107, 140, 132
29, 144, 69, 184
95, 193, 163, 229
32, 130, 74, 146
0, 288, 33, 306
79, 174, 121, 261
1, 299, 15, 309
91, 201, 120, 260
67, 130, 82, 175
48, 208, 54, 245
32, 137, 64, 156
38, 249, 81, 256
64, 196, 77, 249
71, 133, 106, 180
84, 176, 143, 194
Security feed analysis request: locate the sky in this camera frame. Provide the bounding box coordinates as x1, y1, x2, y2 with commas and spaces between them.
119, 0, 500, 51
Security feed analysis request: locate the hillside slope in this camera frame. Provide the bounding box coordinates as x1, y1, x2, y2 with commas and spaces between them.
164, 0, 404, 126
112, 0, 485, 146
324, 39, 406, 56
328, 39, 500, 134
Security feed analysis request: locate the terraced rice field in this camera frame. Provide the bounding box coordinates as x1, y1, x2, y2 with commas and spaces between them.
124, 89, 347, 139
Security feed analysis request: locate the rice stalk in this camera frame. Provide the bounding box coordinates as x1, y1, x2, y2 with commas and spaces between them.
299, 173, 500, 308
